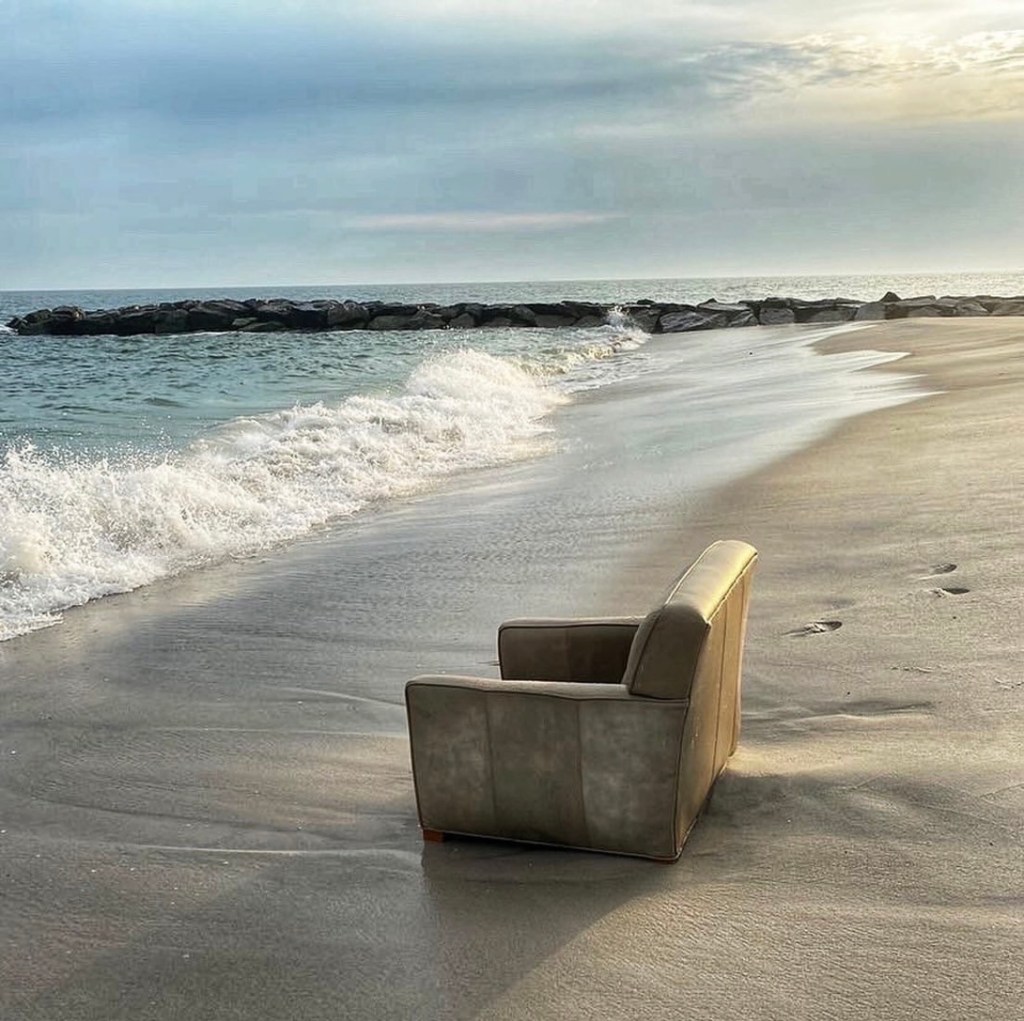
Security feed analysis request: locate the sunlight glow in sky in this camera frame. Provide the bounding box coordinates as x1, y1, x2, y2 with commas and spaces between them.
2, 0, 1022, 287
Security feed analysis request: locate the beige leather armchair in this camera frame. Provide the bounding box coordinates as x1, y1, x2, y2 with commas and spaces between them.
405, 540, 757, 860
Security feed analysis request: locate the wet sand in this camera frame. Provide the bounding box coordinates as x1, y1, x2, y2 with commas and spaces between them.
1, 320, 1021, 1019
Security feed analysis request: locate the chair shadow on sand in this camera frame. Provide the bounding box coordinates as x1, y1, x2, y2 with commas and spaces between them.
8, 725, 1018, 1021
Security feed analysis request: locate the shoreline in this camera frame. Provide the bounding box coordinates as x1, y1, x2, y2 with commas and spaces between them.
1, 319, 1021, 1019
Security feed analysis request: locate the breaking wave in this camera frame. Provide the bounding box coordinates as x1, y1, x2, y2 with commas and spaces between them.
0, 327, 646, 640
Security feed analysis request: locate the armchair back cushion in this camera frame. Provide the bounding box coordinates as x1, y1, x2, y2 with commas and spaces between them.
623, 540, 757, 850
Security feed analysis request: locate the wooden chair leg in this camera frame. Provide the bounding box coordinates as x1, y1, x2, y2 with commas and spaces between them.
421, 828, 446, 843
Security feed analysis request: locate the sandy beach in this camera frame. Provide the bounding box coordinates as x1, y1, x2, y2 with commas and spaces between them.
1, 318, 1021, 1020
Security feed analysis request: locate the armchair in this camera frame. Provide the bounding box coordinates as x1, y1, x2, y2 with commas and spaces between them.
405, 540, 757, 860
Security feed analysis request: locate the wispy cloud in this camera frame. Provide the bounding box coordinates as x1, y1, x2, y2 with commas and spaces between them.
676, 31, 1024, 120
344, 212, 622, 232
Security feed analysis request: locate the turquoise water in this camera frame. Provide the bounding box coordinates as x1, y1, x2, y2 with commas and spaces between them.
1, 304, 641, 457
0, 326, 558, 454
0, 270, 995, 640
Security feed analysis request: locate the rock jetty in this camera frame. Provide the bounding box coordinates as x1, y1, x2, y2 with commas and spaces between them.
7, 293, 1024, 338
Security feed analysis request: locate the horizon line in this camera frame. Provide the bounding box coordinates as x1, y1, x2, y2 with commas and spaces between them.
3, 267, 1022, 295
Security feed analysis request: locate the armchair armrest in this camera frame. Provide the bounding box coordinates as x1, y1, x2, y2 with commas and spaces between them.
405, 672, 688, 857
497, 617, 643, 682
407, 673, 636, 700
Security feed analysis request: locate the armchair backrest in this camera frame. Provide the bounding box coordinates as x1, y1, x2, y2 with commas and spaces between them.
623, 540, 757, 849
623, 539, 757, 703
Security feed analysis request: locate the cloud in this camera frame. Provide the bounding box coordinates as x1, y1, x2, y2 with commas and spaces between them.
0, 25, 696, 133
343, 212, 622, 232
674, 31, 1024, 121
6, 4, 1022, 138
3, 2, 1024, 286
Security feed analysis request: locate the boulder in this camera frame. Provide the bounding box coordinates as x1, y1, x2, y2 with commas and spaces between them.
882, 298, 927, 318
755, 297, 793, 314
891, 297, 957, 318
987, 300, 1024, 316
759, 307, 796, 325
453, 303, 485, 321
479, 304, 524, 326
187, 300, 247, 331
523, 301, 605, 324
113, 308, 158, 335
976, 297, 1007, 312
365, 303, 421, 320
853, 302, 887, 321
510, 305, 538, 326
414, 311, 448, 330
561, 301, 606, 320
880, 291, 901, 303
659, 307, 718, 332
154, 308, 190, 334
288, 302, 329, 329
793, 297, 859, 309
43, 307, 87, 336
22, 308, 56, 325
326, 301, 368, 328
534, 314, 577, 328
790, 300, 856, 323
619, 306, 660, 332
80, 311, 119, 335
523, 302, 576, 318
17, 319, 53, 336
367, 310, 446, 331
448, 312, 478, 329
802, 307, 856, 324
661, 304, 759, 332
953, 300, 988, 317
725, 308, 757, 327
251, 299, 300, 323
367, 314, 412, 331
698, 301, 757, 327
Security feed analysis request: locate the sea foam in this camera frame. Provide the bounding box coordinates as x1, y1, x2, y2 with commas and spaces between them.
0, 332, 644, 641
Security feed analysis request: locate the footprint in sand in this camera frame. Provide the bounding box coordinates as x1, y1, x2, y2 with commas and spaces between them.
915, 562, 970, 596
786, 620, 843, 637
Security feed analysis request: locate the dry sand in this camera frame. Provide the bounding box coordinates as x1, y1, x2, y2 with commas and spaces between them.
1, 319, 1021, 1020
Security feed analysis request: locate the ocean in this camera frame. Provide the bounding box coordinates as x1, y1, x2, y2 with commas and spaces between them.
1, 271, 1012, 642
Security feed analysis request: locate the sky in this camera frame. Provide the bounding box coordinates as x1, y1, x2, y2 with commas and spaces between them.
2, 0, 1023, 288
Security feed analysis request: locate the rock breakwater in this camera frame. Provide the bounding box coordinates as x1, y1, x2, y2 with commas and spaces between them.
7, 292, 1024, 337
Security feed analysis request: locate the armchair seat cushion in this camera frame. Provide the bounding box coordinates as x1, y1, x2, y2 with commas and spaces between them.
497, 617, 643, 683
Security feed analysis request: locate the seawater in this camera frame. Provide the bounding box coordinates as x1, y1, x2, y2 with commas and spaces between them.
0, 270, 1005, 642
0, 302, 649, 640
